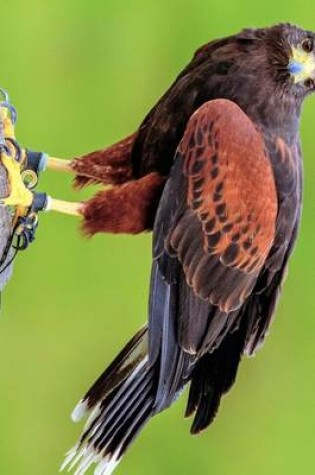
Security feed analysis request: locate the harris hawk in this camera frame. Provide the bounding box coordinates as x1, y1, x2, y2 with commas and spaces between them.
8, 23, 310, 475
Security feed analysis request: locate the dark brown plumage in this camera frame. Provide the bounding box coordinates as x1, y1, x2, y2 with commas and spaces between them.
62, 23, 312, 475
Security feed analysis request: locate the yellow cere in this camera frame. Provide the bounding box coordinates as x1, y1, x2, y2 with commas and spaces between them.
290, 46, 315, 83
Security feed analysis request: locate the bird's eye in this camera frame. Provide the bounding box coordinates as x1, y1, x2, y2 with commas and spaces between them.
304, 78, 315, 89
302, 38, 313, 52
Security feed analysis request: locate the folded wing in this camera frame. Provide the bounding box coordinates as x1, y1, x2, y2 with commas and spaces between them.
153, 99, 278, 359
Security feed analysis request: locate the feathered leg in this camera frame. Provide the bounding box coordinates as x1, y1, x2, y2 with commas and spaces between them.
45, 133, 137, 187
80, 172, 166, 235
34, 132, 149, 224
72, 132, 136, 187
47, 172, 165, 235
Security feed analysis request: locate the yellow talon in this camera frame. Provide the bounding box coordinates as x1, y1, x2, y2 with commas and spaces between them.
1, 153, 33, 208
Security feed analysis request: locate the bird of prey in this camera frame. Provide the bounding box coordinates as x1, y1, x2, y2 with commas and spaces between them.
2, 22, 312, 475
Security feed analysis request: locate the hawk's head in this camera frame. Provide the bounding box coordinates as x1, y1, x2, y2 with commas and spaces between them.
193, 23, 315, 108
191, 23, 315, 129
263, 23, 315, 97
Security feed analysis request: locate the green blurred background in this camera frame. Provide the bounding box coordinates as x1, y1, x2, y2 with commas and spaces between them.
0, 1, 314, 474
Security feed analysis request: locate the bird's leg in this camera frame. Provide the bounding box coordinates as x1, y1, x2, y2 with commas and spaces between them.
38, 132, 137, 188
43, 172, 166, 234
1, 132, 142, 222
47, 198, 81, 217
71, 132, 137, 187
0, 90, 137, 221
79, 172, 166, 235
46, 157, 72, 173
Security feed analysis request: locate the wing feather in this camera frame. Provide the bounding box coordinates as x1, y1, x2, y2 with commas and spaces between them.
153, 99, 278, 358
158, 99, 278, 313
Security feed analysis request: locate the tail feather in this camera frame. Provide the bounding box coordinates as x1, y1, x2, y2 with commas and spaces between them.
71, 326, 148, 425
62, 330, 155, 475
93, 363, 153, 452
62, 267, 249, 474
62, 262, 191, 475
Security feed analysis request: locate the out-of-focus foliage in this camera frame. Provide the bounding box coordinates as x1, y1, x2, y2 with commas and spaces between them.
0, 1, 314, 474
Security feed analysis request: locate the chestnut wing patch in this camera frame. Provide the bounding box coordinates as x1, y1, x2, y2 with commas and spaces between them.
160, 99, 278, 312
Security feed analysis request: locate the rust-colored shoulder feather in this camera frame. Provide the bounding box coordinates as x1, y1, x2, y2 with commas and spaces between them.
158, 99, 277, 312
